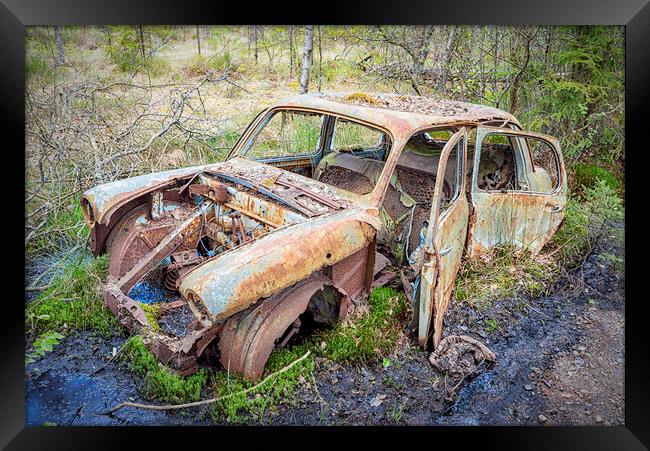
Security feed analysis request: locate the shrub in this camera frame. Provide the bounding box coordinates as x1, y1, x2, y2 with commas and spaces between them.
186, 53, 235, 77
572, 163, 621, 192
143, 57, 171, 78
551, 179, 623, 267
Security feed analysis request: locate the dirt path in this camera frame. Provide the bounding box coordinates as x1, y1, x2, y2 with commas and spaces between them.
25, 232, 624, 426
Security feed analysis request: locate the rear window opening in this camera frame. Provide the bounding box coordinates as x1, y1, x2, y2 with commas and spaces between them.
477, 134, 519, 191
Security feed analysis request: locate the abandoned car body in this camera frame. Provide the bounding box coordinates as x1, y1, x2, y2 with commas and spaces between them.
81, 93, 567, 380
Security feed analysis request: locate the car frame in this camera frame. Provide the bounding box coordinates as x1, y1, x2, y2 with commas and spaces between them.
81, 92, 567, 380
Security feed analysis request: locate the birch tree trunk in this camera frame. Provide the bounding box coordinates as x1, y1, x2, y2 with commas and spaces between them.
289, 26, 295, 76
196, 25, 201, 56
54, 26, 65, 66
318, 26, 323, 92
138, 25, 146, 59
438, 26, 457, 92
299, 25, 314, 94
253, 25, 259, 64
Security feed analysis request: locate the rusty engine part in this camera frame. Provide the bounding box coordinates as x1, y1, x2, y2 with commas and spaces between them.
164, 250, 208, 291
105, 202, 200, 279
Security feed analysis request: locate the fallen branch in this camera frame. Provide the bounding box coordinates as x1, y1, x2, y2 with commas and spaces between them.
102, 350, 311, 414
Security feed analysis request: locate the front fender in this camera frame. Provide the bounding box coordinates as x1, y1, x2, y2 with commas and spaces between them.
179, 208, 379, 321
81, 163, 225, 227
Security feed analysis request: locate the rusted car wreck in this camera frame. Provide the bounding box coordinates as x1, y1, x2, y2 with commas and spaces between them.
81, 92, 566, 380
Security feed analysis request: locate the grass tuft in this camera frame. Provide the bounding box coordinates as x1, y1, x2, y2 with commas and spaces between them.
122, 336, 209, 404
26, 255, 119, 344
454, 246, 556, 311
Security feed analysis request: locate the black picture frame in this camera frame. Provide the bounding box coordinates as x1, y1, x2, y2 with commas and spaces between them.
3, 0, 648, 448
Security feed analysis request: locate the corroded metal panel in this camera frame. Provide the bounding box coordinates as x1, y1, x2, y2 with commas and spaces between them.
418, 129, 469, 348
179, 207, 379, 321
467, 127, 567, 257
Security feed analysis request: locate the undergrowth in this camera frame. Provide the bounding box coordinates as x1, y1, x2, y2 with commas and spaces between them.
571, 162, 621, 194
453, 179, 623, 310
119, 287, 406, 423
454, 246, 556, 311
26, 255, 119, 342
122, 336, 208, 404
550, 179, 623, 268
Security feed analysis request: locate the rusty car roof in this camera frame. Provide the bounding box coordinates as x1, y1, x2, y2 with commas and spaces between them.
273, 92, 519, 138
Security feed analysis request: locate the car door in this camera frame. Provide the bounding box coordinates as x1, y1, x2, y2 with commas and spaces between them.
418, 128, 469, 348
467, 127, 567, 256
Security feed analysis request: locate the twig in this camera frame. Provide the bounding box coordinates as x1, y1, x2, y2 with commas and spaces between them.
91, 336, 138, 376
101, 350, 311, 414
310, 370, 325, 407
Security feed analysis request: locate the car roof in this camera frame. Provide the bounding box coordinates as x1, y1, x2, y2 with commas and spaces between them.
272, 92, 519, 138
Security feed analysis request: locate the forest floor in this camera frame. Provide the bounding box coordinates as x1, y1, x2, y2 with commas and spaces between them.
24, 224, 624, 426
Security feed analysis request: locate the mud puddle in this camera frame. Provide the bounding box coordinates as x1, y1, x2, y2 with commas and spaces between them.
25, 272, 206, 425
25, 331, 211, 425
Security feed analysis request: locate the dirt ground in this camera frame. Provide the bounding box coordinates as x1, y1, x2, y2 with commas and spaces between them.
24, 229, 624, 426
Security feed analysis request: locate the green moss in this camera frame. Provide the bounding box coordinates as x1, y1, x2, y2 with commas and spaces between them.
484, 318, 498, 333
26, 255, 120, 343
344, 92, 378, 105
207, 344, 315, 423
139, 303, 161, 332
311, 287, 406, 363
123, 336, 209, 404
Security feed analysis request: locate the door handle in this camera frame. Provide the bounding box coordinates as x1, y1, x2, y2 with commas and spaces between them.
439, 246, 452, 257
548, 205, 563, 213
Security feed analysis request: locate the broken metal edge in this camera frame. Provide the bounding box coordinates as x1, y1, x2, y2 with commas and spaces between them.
103, 279, 222, 376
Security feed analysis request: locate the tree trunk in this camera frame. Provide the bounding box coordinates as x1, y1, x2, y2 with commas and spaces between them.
289, 26, 295, 76
138, 25, 145, 58
438, 26, 457, 91
248, 26, 252, 55
196, 25, 201, 56
509, 29, 531, 114
493, 27, 499, 95
299, 25, 314, 94
54, 26, 65, 66
417, 26, 434, 72
253, 25, 259, 64
318, 26, 323, 92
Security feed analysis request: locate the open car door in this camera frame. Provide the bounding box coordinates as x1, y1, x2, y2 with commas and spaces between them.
418, 128, 469, 348
467, 127, 567, 256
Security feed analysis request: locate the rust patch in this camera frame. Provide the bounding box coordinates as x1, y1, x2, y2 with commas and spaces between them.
218, 275, 329, 381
